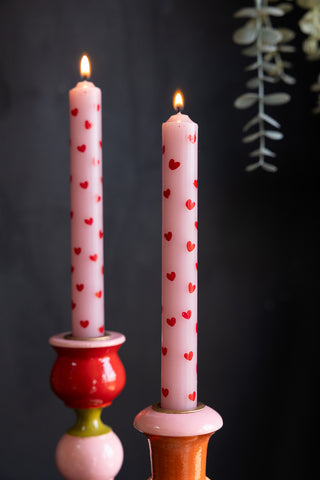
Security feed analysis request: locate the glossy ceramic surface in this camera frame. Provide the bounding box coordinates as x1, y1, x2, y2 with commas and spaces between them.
50, 332, 126, 409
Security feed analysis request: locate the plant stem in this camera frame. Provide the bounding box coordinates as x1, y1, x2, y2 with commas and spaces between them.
256, 0, 265, 167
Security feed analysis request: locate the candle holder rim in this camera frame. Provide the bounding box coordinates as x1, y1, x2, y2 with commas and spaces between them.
134, 404, 223, 437
49, 331, 126, 349
152, 402, 205, 414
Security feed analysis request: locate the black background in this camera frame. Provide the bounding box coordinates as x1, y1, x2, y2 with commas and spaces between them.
0, 1, 317, 479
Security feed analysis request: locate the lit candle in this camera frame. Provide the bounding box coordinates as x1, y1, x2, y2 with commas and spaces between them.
69, 55, 104, 338
161, 91, 198, 410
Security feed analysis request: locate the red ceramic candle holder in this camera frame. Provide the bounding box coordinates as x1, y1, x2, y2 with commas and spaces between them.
49, 331, 126, 480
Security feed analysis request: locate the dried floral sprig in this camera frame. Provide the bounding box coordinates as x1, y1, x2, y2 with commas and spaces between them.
233, 0, 295, 172
297, 0, 320, 112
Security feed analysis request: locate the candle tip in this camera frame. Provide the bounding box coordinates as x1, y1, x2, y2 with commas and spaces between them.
80, 55, 91, 79
173, 90, 184, 112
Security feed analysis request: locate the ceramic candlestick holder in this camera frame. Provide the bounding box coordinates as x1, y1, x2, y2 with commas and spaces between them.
49, 331, 126, 480
134, 402, 223, 480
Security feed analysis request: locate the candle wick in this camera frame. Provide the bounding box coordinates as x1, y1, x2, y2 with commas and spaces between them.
81, 74, 90, 81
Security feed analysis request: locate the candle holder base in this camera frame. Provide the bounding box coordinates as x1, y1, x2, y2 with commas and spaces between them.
134, 403, 222, 480
49, 331, 126, 480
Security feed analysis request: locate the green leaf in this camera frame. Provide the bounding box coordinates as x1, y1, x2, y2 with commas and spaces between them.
263, 93, 291, 105
250, 147, 276, 158
264, 130, 284, 140
259, 113, 281, 129
233, 25, 258, 45
234, 8, 258, 18
260, 27, 283, 45
234, 93, 259, 109
261, 162, 278, 173
245, 162, 261, 172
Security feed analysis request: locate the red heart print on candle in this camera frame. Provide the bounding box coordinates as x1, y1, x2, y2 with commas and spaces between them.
186, 199, 195, 210
169, 158, 180, 170
70, 211, 74, 219
162, 388, 169, 397
166, 272, 176, 281
80, 320, 89, 328
187, 241, 195, 252
166, 317, 176, 327
195, 221, 198, 230
71, 266, 74, 273
188, 391, 196, 401
162, 347, 168, 356
162, 145, 165, 154
188, 133, 197, 144
72, 302, 76, 310
161, 91, 198, 410
184, 351, 193, 361
70, 55, 105, 338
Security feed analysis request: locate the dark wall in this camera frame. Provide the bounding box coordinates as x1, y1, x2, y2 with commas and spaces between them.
0, 1, 317, 479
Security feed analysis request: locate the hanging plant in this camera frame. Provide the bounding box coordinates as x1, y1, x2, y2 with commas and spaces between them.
233, 0, 295, 172
297, 0, 320, 113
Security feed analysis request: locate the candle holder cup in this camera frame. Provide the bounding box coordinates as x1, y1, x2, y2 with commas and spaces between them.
49, 331, 126, 480
134, 402, 223, 480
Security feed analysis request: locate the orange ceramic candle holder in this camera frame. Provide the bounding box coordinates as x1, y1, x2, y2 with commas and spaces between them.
134, 402, 223, 480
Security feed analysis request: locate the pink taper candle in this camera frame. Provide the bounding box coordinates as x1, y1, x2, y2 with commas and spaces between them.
161, 92, 198, 410
69, 55, 104, 338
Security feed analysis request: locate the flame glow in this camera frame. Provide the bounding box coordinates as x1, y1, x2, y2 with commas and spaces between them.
173, 91, 184, 111
80, 55, 91, 78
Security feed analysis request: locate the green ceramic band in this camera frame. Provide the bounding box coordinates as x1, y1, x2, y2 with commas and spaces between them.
67, 408, 112, 437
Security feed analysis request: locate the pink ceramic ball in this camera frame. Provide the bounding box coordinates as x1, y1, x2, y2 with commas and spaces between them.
56, 431, 123, 480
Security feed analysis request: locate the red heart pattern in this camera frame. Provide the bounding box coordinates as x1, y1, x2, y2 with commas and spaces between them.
186, 199, 195, 210
166, 317, 176, 327
162, 388, 169, 397
184, 351, 193, 361
169, 158, 180, 170
70, 97, 104, 338
188, 391, 196, 401
187, 241, 195, 252
161, 122, 198, 409
166, 272, 176, 281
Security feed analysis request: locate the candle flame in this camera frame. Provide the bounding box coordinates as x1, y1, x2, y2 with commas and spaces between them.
173, 91, 184, 111
80, 55, 91, 78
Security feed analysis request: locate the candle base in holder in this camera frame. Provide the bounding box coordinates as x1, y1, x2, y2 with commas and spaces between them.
134, 403, 222, 480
